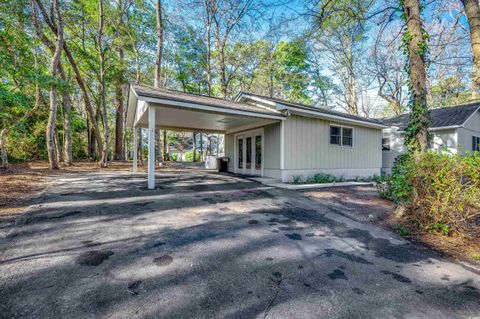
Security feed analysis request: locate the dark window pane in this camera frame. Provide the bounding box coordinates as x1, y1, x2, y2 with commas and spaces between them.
330, 126, 341, 136
330, 135, 340, 145
342, 127, 353, 147
342, 136, 353, 147
255, 135, 262, 170
474, 136, 480, 151
238, 139, 243, 169
330, 126, 341, 145
246, 137, 252, 169
342, 127, 353, 137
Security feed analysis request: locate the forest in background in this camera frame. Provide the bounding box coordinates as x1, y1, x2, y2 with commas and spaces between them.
0, 0, 479, 167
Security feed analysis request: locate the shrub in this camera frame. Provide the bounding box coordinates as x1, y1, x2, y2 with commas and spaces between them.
184, 151, 200, 162
171, 153, 178, 161
291, 175, 304, 184
397, 225, 412, 237
375, 153, 414, 204
378, 151, 480, 237
312, 173, 336, 183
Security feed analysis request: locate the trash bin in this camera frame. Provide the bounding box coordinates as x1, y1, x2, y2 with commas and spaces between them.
218, 157, 229, 172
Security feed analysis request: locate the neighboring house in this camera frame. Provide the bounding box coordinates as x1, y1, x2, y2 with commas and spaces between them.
382, 103, 480, 172
126, 85, 387, 188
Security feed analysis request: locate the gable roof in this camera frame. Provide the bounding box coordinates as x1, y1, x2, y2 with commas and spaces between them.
130, 85, 284, 118
237, 92, 387, 128
383, 102, 480, 130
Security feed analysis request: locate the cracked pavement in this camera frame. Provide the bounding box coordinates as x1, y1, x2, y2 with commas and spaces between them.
0, 170, 479, 318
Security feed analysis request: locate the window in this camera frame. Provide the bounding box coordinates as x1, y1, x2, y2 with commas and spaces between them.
473, 136, 480, 152
330, 125, 353, 147
382, 137, 391, 151
255, 135, 262, 169
238, 138, 243, 169
246, 137, 252, 169
342, 128, 353, 147
330, 126, 341, 145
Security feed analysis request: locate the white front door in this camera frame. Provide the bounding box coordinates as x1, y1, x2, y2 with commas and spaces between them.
235, 129, 263, 176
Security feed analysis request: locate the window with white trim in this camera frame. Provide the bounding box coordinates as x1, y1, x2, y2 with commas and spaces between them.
473, 136, 480, 152
330, 125, 353, 147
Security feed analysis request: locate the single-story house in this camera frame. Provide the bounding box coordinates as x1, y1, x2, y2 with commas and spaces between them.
126, 85, 387, 188
382, 103, 480, 172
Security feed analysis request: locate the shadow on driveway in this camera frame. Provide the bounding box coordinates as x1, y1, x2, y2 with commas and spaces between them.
0, 171, 479, 318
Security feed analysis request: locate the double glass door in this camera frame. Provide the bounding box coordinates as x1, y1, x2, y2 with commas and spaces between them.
236, 129, 263, 176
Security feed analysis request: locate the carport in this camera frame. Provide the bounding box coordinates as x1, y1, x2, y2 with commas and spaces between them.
126, 84, 285, 189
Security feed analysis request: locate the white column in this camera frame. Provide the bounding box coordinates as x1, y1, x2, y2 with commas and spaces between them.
133, 126, 138, 173
280, 120, 285, 170
148, 106, 156, 189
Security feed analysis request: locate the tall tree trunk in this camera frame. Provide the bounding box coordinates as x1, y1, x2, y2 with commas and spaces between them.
34, 0, 103, 159
204, 0, 213, 96
154, 0, 163, 87
114, 48, 125, 160
461, 0, 480, 99
46, 0, 63, 170
98, 0, 109, 167
138, 128, 143, 164
86, 115, 92, 158
0, 126, 8, 169
30, 1, 73, 165
162, 130, 167, 161
114, 0, 125, 161
193, 132, 197, 162
60, 67, 73, 165
219, 43, 227, 99
402, 0, 430, 154
54, 127, 63, 164
156, 129, 162, 163
200, 132, 203, 161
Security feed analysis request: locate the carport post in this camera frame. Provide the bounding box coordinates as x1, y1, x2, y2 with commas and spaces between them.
147, 106, 156, 189
132, 127, 138, 173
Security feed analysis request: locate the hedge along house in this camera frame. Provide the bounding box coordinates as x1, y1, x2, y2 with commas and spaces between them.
382, 103, 480, 173
126, 85, 387, 189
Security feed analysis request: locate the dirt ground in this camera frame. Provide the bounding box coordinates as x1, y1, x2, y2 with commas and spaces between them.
0, 161, 172, 221
300, 186, 480, 264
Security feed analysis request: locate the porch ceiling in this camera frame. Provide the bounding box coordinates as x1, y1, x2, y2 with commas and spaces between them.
127, 84, 284, 133
135, 103, 279, 133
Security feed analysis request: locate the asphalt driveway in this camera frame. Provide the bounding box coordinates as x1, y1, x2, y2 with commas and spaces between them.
1, 170, 479, 318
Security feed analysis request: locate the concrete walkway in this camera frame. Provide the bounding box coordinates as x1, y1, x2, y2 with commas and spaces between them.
0, 171, 479, 318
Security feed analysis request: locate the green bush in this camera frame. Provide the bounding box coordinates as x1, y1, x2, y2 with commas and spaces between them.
171, 153, 178, 161
397, 225, 412, 237
312, 173, 336, 183
292, 175, 304, 184
377, 151, 480, 237
375, 153, 414, 204
184, 151, 200, 162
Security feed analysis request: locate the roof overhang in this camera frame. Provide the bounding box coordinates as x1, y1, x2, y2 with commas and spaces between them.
126, 86, 285, 133
395, 125, 462, 134
237, 92, 388, 129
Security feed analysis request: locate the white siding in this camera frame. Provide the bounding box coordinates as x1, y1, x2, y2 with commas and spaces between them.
458, 110, 480, 154
382, 127, 460, 172
264, 123, 281, 170
431, 129, 457, 153
283, 115, 382, 172
382, 127, 405, 172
